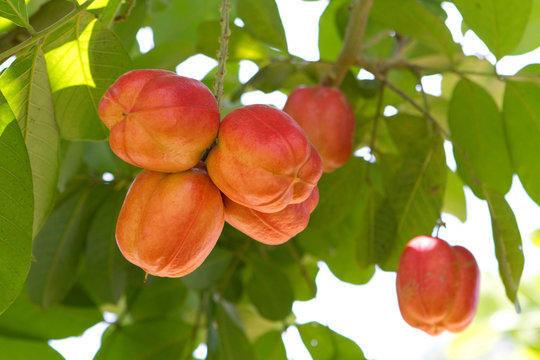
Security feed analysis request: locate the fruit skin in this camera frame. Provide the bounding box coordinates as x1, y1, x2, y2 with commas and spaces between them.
283, 85, 355, 172
224, 187, 319, 245
98, 69, 220, 173
396, 236, 480, 336
206, 104, 323, 213
116, 167, 224, 277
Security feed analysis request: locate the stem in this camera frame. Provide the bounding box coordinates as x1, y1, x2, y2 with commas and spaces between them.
369, 84, 385, 157
0, 0, 95, 63
369, 69, 451, 140
322, 0, 374, 87
213, 0, 231, 111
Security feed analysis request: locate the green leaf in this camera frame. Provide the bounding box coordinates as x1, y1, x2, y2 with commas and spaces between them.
150, 0, 220, 46
0, 45, 60, 236
27, 183, 108, 308
512, 0, 540, 54
236, 0, 287, 51
0, 336, 63, 360
379, 115, 447, 270
133, 40, 193, 71
0, 0, 29, 28
0, 118, 33, 315
449, 79, 513, 197
95, 319, 191, 360
57, 140, 86, 192
254, 330, 287, 360
297, 322, 366, 360
112, 0, 147, 54
370, 0, 457, 58
298, 195, 376, 285
484, 188, 524, 309
503, 81, 540, 206
85, 189, 129, 304
128, 278, 188, 322
452, 0, 532, 58
182, 247, 233, 291
246, 257, 294, 321
43, 12, 132, 140
197, 21, 269, 62
309, 157, 367, 229
207, 301, 255, 360
318, 0, 348, 61
442, 168, 467, 222
0, 288, 101, 340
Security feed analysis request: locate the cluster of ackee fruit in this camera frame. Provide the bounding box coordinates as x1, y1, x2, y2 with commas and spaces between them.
98, 69, 356, 278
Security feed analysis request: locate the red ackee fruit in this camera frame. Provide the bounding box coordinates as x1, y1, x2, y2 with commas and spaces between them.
115, 167, 224, 277
98, 69, 220, 173
207, 104, 323, 213
396, 235, 480, 335
283, 85, 356, 172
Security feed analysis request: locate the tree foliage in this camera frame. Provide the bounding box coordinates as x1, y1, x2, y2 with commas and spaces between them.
0, 0, 538, 358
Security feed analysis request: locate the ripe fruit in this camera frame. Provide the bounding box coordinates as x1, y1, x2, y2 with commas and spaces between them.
116, 167, 224, 277
224, 187, 319, 245
396, 236, 480, 335
283, 85, 355, 172
98, 69, 220, 173
206, 104, 323, 213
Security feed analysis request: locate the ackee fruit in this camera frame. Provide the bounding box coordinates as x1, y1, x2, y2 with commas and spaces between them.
116, 167, 224, 277
283, 85, 355, 172
224, 187, 319, 245
396, 236, 480, 335
98, 69, 220, 173
207, 104, 323, 213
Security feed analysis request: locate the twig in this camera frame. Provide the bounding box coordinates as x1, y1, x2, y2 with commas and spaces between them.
369, 68, 451, 140
213, 0, 231, 111
369, 83, 385, 157
322, 0, 374, 87
114, 0, 137, 22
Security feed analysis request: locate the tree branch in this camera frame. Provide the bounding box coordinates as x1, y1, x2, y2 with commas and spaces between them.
322, 0, 374, 87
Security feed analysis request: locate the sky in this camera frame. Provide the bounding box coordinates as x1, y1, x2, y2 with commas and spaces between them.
49, 0, 540, 359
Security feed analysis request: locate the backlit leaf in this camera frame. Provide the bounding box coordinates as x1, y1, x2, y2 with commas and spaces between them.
43, 12, 132, 140
370, 0, 457, 58
0, 0, 28, 28
453, 0, 532, 58
0, 45, 59, 236
236, 0, 287, 51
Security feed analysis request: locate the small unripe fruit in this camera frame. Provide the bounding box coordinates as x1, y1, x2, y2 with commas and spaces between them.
98, 69, 220, 173
224, 187, 319, 245
116, 167, 224, 277
283, 85, 355, 172
207, 104, 323, 213
396, 236, 480, 336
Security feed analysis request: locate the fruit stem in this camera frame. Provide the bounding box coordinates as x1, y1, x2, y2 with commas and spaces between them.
322, 0, 374, 87
213, 0, 231, 111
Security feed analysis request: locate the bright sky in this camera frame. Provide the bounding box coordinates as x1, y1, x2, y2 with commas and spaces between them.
49, 1, 540, 359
